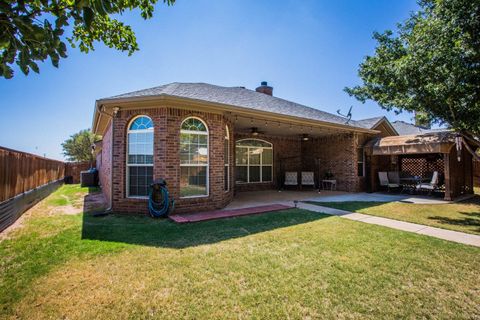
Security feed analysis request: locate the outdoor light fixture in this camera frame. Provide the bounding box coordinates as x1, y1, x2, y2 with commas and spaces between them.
302, 134, 310, 141
251, 127, 259, 136
455, 135, 462, 162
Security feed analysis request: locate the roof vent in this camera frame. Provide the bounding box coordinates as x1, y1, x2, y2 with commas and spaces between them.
256, 81, 273, 96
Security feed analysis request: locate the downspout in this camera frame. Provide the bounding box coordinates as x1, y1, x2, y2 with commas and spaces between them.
95, 103, 118, 212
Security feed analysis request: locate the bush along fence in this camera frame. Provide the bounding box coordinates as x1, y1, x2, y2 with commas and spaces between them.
0, 146, 93, 232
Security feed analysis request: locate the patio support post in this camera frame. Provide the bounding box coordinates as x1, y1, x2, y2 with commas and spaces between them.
443, 153, 453, 201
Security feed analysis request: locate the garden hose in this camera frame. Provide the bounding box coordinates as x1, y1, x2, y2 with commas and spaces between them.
148, 179, 174, 217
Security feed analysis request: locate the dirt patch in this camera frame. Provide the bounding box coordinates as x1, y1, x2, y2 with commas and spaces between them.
0, 189, 107, 241
51, 205, 81, 215
0, 199, 47, 241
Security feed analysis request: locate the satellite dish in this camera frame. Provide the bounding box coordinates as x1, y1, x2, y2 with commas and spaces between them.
337, 106, 353, 124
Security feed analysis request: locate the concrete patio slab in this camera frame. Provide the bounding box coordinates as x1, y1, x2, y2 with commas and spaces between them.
225, 190, 347, 210
297, 202, 480, 247
305, 192, 449, 204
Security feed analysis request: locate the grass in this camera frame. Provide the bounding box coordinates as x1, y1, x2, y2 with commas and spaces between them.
306, 200, 480, 235
46, 184, 99, 207
0, 185, 479, 319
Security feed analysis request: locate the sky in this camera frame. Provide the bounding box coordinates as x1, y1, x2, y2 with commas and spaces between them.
0, 0, 419, 160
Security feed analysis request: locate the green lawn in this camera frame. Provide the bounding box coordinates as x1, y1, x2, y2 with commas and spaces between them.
0, 185, 479, 319
45, 184, 100, 207
306, 200, 480, 235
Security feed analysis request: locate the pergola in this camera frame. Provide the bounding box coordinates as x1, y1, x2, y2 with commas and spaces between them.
364, 131, 477, 201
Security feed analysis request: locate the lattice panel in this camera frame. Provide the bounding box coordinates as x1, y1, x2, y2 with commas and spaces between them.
400, 155, 444, 178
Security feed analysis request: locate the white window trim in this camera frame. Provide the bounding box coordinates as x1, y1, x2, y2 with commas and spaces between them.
126, 115, 154, 199
235, 139, 273, 184
180, 117, 209, 199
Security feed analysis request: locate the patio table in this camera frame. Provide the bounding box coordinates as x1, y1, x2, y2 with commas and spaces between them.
400, 177, 429, 194
321, 179, 337, 191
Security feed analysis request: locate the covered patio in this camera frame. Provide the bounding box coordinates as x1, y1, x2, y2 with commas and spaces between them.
229, 112, 374, 195
364, 132, 475, 201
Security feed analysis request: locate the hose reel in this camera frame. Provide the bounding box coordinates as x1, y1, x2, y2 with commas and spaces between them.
148, 179, 175, 217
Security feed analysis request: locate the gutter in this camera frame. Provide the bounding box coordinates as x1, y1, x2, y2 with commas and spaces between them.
95, 95, 379, 135
94, 103, 117, 212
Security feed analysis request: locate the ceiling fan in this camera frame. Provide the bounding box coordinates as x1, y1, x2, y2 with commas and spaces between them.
249, 127, 265, 136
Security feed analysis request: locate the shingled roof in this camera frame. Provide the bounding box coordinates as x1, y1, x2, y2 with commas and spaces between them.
354, 116, 385, 129
391, 121, 449, 135
98, 82, 371, 130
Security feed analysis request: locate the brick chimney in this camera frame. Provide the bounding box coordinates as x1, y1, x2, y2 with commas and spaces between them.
255, 81, 273, 96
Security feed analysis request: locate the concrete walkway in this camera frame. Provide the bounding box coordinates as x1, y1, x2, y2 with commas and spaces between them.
297, 202, 480, 247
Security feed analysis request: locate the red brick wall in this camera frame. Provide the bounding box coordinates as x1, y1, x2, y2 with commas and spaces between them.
301, 133, 373, 192
110, 107, 234, 214
356, 133, 374, 191
97, 122, 112, 206
105, 104, 375, 214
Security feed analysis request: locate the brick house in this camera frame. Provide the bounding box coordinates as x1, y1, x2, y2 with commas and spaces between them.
92, 82, 473, 214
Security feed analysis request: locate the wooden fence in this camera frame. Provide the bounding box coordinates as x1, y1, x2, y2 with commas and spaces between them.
0, 146, 65, 203
65, 161, 94, 184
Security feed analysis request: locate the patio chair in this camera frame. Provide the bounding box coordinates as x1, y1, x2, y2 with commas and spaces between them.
378, 171, 400, 192
301, 171, 315, 189
416, 171, 439, 195
388, 171, 400, 185
284, 172, 298, 189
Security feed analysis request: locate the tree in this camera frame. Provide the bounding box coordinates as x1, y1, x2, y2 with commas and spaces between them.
0, 0, 175, 79
62, 129, 100, 162
345, 0, 480, 135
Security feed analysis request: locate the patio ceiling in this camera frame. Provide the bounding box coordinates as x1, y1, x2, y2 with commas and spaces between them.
231, 113, 351, 138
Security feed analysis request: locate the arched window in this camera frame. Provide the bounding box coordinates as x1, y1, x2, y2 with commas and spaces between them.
224, 125, 230, 191
235, 139, 273, 183
180, 117, 209, 197
127, 116, 154, 197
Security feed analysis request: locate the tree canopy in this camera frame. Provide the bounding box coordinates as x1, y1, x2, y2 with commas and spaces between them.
62, 129, 101, 162
1, 0, 175, 79
346, 0, 480, 135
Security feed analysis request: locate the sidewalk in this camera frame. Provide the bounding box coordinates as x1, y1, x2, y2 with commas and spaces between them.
297, 202, 480, 247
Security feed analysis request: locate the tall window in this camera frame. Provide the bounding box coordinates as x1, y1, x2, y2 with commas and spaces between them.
127, 116, 154, 197
224, 125, 230, 191
235, 139, 273, 183
357, 147, 365, 177
180, 117, 209, 197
